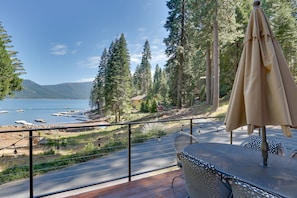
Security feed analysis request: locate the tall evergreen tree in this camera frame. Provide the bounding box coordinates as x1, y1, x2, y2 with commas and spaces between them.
90, 48, 108, 114
156, 67, 170, 105
139, 40, 152, 95
132, 64, 141, 94
152, 64, 167, 103
189, 0, 242, 107
264, 0, 297, 80
152, 64, 162, 96
0, 22, 24, 99
164, 0, 196, 108
292, 0, 297, 18
160, 69, 169, 105
218, 0, 249, 97
104, 34, 131, 122
189, 0, 214, 104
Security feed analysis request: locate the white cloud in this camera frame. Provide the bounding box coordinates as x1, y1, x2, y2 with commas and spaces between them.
151, 52, 167, 67
76, 41, 82, 46
130, 53, 142, 64
79, 56, 100, 68
137, 27, 146, 33
136, 27, 150, 41
50, 44, 67, 55
151, 38, 164, 46
151, 45, 167, 67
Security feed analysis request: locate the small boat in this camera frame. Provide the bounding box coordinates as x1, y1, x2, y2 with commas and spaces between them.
16, 109, 25, 112
76, 118, 89, 122
35, 119, 46, 123
0, 110, 8, 114
15, 120, 35, 126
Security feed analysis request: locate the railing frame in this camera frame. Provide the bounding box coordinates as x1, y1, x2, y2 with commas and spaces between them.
0, 116, 226, 198
29, 130, 33, 198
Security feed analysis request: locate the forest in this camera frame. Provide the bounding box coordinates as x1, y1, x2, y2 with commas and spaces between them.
88, 0, 297, 122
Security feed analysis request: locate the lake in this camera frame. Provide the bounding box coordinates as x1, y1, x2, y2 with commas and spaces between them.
0, 99, 90, 126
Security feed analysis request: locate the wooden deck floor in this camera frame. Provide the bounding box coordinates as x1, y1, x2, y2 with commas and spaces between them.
67, 170, 188, 198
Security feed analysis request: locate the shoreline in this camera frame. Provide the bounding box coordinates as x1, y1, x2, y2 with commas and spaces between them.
0, 112, 108, 132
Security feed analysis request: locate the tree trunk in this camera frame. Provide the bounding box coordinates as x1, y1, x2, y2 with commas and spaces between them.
212, 20, 219, 111
177, 58, 183, 109
113, 106, 118, 123
177, 0, 186, 109
206, 45, 212, 105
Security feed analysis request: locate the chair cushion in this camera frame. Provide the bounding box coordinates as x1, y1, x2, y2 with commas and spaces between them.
242, 135, 282, 155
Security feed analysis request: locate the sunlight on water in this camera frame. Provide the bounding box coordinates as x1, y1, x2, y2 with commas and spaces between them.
0, 99, 90, 126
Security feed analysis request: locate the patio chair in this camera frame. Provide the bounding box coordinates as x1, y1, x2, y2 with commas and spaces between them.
180, 153, 232, 198
241, 135, 285, 156
226, 177, 283, 198
171, 131, 198, 187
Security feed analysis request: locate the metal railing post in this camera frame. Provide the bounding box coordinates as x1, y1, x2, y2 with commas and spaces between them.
230, 130, 233, 144
29, 130, 33, 198
128, 124, 131, 182
190, 119, 193, 136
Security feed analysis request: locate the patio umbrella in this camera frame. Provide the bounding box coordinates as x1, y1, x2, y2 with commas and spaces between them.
224, 0, 297, 166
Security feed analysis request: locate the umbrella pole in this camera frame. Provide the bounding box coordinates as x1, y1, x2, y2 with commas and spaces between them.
261, 126, 269, 167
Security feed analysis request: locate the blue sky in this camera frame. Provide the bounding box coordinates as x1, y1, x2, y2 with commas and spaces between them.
0, 0, 168, 85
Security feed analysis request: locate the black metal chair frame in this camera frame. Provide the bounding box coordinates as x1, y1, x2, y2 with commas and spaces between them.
171, 130, 198, 187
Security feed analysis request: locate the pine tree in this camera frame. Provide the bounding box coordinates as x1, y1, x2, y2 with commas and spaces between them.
159, 69, 169, 105
150, 99, 158, 113
132, 64, 142, 94
189, 0, 214, 104
104, 34, 131, 122
188, 0, 242, 108
292, 0, 297, 18
164, 0, 196, 108
152, 64, 161, 97
152, 64, 169, 105
139, 40, 152, 95
219, 0, 250, 97
0, 22, 24, 99
90, 48, 108, 114
264, 0, 297, 79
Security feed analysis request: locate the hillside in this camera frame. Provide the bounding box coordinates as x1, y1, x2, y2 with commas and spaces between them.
43, 82, 92, 99
13, 79, 92, 99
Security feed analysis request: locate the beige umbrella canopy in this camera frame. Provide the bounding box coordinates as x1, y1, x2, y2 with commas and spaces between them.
224, 0, 297, 166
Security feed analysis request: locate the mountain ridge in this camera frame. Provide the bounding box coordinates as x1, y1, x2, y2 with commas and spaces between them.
13, 79, 92, 99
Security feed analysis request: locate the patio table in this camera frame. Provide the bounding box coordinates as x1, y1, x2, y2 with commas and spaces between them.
183, 143, 297, 198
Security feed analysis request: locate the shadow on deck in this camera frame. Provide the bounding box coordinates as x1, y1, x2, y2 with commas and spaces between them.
67, 170, 187, 198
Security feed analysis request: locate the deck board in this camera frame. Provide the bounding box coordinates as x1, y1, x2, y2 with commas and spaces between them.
67, 170, 187, 198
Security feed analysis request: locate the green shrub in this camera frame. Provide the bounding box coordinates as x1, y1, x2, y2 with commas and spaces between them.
83, 142, 95, 152
131, 133, 150, 144
42, 149, 55, 155
0, 165, 29, 184
61, 138, 67, 147
150, 99, 158, 113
